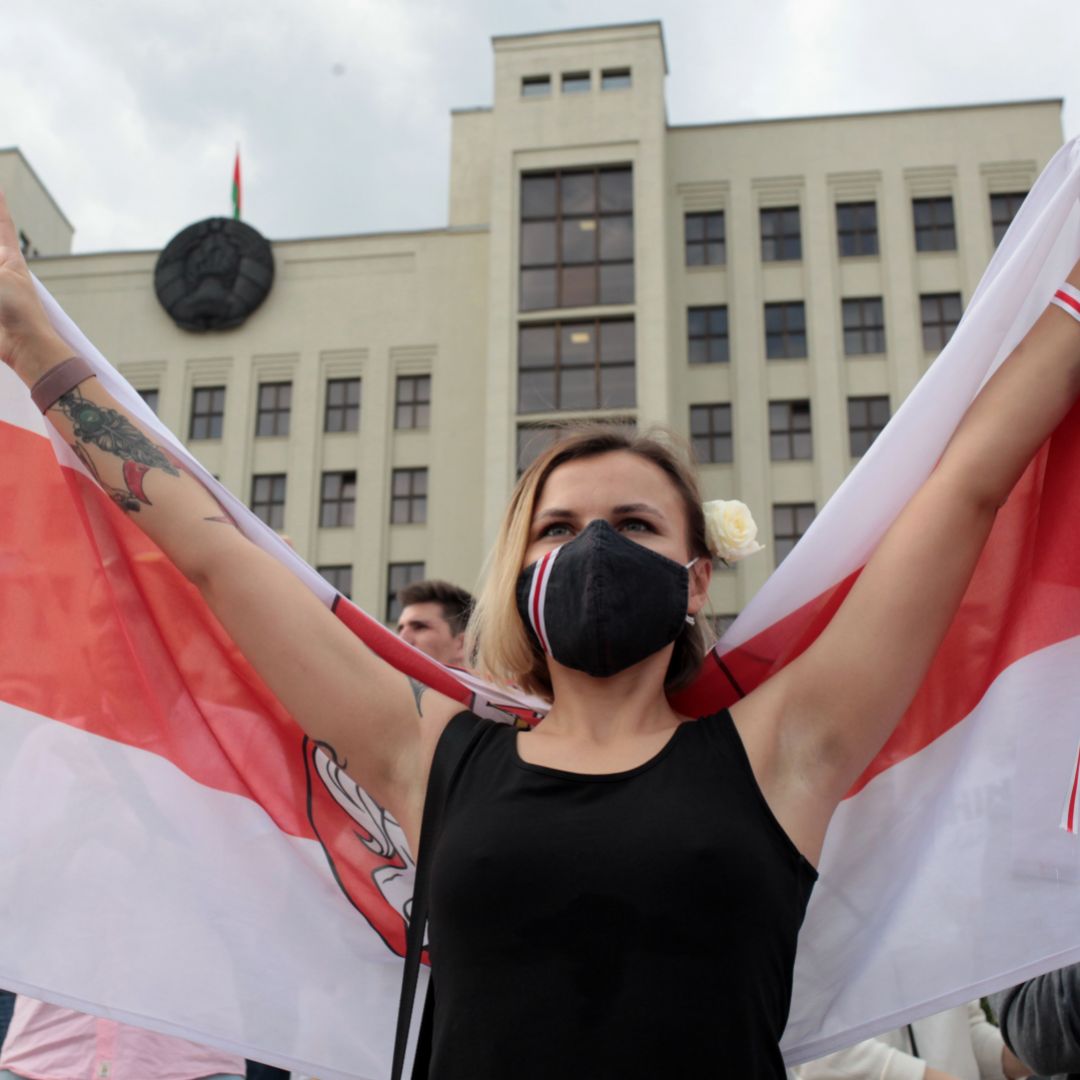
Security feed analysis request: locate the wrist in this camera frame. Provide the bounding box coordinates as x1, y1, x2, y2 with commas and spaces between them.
9, 331, 75, 386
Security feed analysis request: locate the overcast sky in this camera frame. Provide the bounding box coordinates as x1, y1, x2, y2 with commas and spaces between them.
5, 0, 1078, 254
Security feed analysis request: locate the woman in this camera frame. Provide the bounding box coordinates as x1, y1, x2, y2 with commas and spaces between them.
2, 187, 1079, 1077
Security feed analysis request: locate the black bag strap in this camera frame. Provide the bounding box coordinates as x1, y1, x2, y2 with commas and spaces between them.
391, 711, 485, 1080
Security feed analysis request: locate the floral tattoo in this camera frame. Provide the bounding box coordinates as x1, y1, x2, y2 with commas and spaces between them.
53, 387, 179, 512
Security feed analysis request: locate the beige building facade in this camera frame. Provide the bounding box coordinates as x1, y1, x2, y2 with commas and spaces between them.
7, 22, 1064, 626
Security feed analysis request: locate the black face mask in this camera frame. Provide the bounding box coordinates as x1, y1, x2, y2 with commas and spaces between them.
515, 519, 697, 679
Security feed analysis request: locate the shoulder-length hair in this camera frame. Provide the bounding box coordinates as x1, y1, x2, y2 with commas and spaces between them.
467, 423, 714, 701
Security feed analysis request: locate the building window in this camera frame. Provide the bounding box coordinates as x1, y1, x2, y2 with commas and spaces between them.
913, 196, 956, 252
137, 389, 160, 414
517, 424, 562, 476
765, 302, 807, 359
255, 381, 291, 437
324, 377, 361, 433
760, 207, 802, 262
687, 306, 729, 365
601, 68, 631, 90
842, 297, 886, 356
391, 467, 428, 525
769, 400, 812, 461
251, 474, 286, 530
562, 71, 590, 93
773, 503, 816, 565
990, 192, 1027, 246
689, 404, 733, 464
189, 386, 226, 440
521, 75, 550, 97
317, 565, 353, 600
836, 201, 879, 257
707, 614, 737, 639
519, 166, 634, 311
684, 211, 725, 267
387, 562, 426, 623
320, 470, 356, 528
921, 292, 962, 351
395, 374, 431, 429
518, 319, 635, 413
848, 396, 891, 457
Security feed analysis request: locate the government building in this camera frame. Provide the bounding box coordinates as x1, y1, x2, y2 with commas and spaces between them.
4, 22, 1064, 629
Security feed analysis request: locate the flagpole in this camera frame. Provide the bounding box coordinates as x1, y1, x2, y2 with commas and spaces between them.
231, 147, 242, 221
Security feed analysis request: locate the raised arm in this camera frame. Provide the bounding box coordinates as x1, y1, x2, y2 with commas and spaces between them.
0, 191, 459, 850
737, 260, 1080, 862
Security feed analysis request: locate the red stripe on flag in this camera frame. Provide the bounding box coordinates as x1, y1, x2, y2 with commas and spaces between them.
1054, 289, 1080, 317
674, 401, 1080, 798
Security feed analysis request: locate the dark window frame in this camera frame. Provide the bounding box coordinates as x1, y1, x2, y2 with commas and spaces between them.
390, 467, 428, 525
600, 68, 632, 90
386, 562, 426, 623
395, 374, 431, 430
764, 302, 807, 360
137, 388, 160, 414
255, 381, 292, 438
920, 292, 963, 352
773, 503, 816, 565
521, 75, 551, 97
189, 386, 226, 440
760, 206, 802, 262
848, 395, 891, 457
319, 470, 357, 528
689, 403, 733, 464
519, 166, 634, 311
324, 377, 361, 433
768, 400, 813, 461
517, 318, 636, 414
317, 564, 353, 600
561, 71, 591, 93
842, 297, 886, 356
836, 201, 879, 257
684, 211, 726, 267
251, 473, 286, 530
913, 196, 957, 252
990, 191, 1028, 247
687, 306, 729, 365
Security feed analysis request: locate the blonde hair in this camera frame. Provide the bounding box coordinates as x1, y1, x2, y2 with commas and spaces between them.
467, 423, 714, 700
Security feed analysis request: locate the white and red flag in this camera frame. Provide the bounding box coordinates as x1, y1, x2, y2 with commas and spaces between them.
2, 135, 1080, 1076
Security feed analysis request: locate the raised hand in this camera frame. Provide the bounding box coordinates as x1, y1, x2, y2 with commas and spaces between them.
0, 189, 72, 382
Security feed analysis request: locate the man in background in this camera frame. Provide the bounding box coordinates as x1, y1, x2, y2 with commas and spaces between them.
395, 580, 474, 668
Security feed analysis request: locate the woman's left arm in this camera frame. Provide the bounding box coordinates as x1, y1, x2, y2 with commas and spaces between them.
753, 262, 1080, 829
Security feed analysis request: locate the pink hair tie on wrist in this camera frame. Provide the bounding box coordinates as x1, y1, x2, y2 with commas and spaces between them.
1050, 282, 1080, 323
29, 355, 96, 413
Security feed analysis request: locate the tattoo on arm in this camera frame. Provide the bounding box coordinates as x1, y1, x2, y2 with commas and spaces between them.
408, 676, 427, 717
53, 386, 180, 512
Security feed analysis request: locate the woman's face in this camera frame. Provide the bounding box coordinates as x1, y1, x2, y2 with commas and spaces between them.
523, 450, 696, 569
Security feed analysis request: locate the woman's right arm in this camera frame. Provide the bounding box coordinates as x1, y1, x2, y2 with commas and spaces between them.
0, 191, 459, 848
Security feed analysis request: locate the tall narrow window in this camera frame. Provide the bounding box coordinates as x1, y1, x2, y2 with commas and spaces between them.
684, 211, 725, 267
836, 202, 879, 257
990, 192, 1027, 246
518, 319, 635, 413
842, 298, 886, 355
760, 207, 802, 262
325, 377, 361, 433
320, 470, 357, 528
251, 474, 286, 530
520, 167, 633, 311
913, 197, 956, 252
189, 386, 225, 440
390, 467, 428, 524
848, 396, 891, 457
387, 562, 426, 623
920, 292, 962, 351
773, 503, 816, 565
687, 307, 729, 365
769, 401, 812, 461
689, 404, 733, 464
317, 565, 353, 600
395, 375, 431, 430
764, 302, 807, 359
255, 381, 291, 437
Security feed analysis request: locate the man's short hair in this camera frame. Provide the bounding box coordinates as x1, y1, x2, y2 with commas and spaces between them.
397, 579, 475, 636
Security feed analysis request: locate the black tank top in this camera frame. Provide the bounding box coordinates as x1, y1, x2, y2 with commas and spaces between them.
425, 709, 817, 1079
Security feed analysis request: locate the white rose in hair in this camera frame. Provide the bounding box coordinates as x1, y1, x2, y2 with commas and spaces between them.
703, 499, 764, 563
